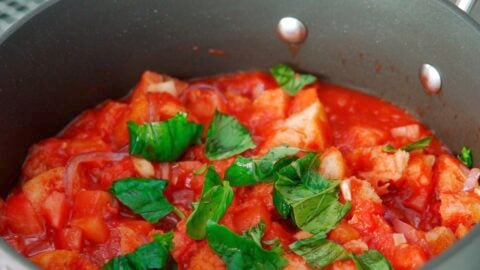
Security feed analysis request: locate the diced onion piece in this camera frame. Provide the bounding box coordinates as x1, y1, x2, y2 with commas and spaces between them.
340, 179, 352, 201
393, 233, 407, 246
132, 158, 155, 178
390, 124, 420, 140
463, 168, 480, 192
64, 152, 129, 201
147, 81, 177, 96
392, 219, 419, 244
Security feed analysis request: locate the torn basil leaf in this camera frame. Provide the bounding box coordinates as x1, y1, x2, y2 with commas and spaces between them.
289, 233, 348, 269
270, 64, 317, 96
110, 178, 173, 223
273, 153, 351, 234
458, 146, 473, 168
352, 250, 393, 270
242, 220, 266, 247
186, 166, 234, 240
206, 221, 287, 270
383, 136, 432, 153
205, 110, 256, 160
128, 112, 203, 162
225, 145, 299, 186
103, 232, 175, 270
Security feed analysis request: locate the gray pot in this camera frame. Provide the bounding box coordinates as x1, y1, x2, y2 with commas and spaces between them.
1, 0, 480, 268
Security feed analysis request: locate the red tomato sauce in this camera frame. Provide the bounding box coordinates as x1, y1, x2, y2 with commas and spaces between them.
1, 70, 479, 270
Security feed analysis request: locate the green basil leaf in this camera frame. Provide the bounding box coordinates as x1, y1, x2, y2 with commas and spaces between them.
242, 220, 266, 247
352, 250, 393, 270
193, 164, 208, 175
186, 166, 234, 240
458, 146, 473, 168
383, 137, 432, 153
401, 136, 432, 152
128, 112, 203, 162
206, 221, 287, 270
270, 64, 317, 96
110, 178, 173, 223
205, 110, 256, 160
103, 232, 175, 270
273, 153, 350, 234
382, 144, 397, 153
225, 145, 299, 187
289, 233, 348, 269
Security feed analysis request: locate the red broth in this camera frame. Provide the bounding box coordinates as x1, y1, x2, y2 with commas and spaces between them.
1, 70, 478, 270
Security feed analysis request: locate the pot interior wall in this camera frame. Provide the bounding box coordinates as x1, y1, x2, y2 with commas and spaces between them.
1, 0, 480, 269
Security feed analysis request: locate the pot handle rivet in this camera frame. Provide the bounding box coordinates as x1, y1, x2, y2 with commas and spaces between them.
277, 17, 307, 44
419, 64, 442, 94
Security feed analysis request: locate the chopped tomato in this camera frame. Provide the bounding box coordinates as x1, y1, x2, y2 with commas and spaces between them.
41, 191, 69, 229
71, 216, 109, 244
55, 227, 83, 251
72, 190, 118, 220
5, 193, 45, 236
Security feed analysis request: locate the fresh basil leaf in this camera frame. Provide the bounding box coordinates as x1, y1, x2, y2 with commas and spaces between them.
205, 110, 256, 160
383, 137, 432, 153
289, 233, 348, 269
103, 232, 175, 270
186, 166, 234, 240
225, 145, 299, 187
110, 178, 173, 223
273, 153, 351, 234
242, 220, 266, 247
382, 144, 397, 153
270, 64, 317, 96
352, 250, 393, 270
401, 137, 432, 152
193, 164, 208, 175
128, 112, 203, 162
458, 146, 473, 168
206, 221, 287, 270
225, 156, 257, 186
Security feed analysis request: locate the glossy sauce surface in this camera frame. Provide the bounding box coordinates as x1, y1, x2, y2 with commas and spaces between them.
1, 71, 478, 270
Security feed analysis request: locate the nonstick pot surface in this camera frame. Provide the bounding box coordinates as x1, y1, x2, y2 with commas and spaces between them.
1, 0, 480, 269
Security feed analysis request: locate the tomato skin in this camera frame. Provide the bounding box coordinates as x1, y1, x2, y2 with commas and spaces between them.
71, 216, 109, 244
30, 250, 80, 270
55, 227, 83, 251
231, 201, 271, 234
328, 222, 360, 244
5, 193, 45, 236
72, 190, 118, 220
41, 191, 69, 229
391, 244, 428, 270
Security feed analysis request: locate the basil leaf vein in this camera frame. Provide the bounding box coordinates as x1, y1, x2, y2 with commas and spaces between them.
186, 166, 234, 240
273, 153, 351, 234
225, 145, 299, 186
270, 64, 317, 96
352, 250, 393, 270
103, 232, 175, 270
128, 112, 203, 162
205, 110, 256, 160
289, 233, 348, 269
206, 221, 287, 270
110, 178, 173, 223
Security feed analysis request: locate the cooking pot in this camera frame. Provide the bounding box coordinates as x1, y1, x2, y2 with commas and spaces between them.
1, 0, 480, 269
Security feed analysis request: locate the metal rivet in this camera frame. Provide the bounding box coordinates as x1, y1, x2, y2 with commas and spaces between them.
419, 64, 442, 94
277, 17, 307, 44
